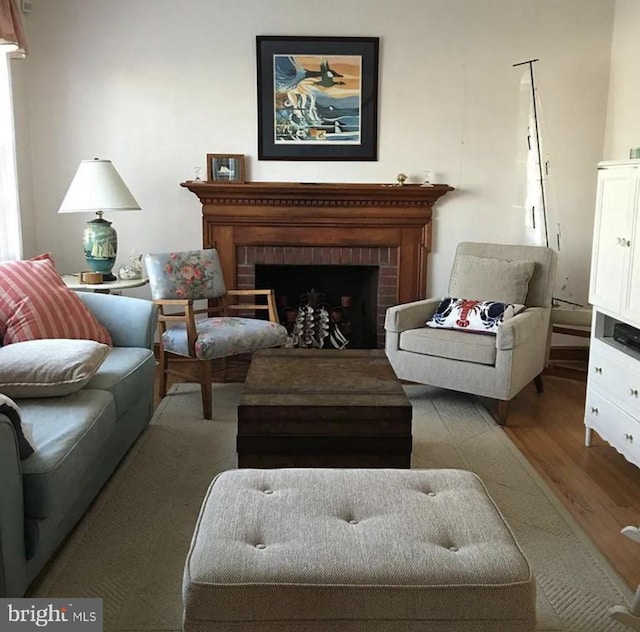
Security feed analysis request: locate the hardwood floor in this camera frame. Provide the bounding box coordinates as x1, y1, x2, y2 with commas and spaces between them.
504, 376, 640, 589
154, 361, 640, 590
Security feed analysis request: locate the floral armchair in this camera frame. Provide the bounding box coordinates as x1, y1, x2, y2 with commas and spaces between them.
145, 249, 288, 419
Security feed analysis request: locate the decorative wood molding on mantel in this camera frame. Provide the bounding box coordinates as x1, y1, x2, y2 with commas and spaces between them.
180, 181, 454, 306
181, 181, 453, 210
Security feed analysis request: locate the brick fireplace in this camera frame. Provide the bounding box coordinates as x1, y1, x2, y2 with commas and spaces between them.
181, 181, 453, 348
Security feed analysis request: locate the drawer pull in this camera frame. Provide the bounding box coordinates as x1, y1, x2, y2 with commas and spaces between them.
630, 389, 639, 397
595, 367, 603, 374
591, 407, 599, 415
626, 433, 634, 443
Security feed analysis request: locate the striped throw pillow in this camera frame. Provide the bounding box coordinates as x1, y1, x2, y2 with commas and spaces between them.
0, 258, 112, 346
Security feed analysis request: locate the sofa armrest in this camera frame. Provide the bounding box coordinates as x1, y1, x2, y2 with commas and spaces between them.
496, 307, 549, 350
0, 415, 28, 597
76, 293, 158, 350
384, 298, 443, 333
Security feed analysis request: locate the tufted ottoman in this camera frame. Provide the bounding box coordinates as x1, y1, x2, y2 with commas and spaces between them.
182, 468, 536, 632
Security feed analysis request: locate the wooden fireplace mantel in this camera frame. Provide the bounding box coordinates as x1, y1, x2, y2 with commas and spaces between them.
180, 181, 454, 304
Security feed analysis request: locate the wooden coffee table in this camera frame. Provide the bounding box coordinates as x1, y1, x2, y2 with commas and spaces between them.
237, 348, 412, 468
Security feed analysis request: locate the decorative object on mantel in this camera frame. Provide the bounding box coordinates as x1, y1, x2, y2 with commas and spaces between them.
58, 158, 141, 281
421, 170, 435, 187
206, 154, 245, 183
256, 36, 379, 161
395, 173, 408, 186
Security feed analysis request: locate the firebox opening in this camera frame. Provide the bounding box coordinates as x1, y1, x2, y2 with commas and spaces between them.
255, 264, 379, 349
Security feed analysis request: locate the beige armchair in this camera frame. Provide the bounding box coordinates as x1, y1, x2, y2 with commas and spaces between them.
385, 242, 557, 425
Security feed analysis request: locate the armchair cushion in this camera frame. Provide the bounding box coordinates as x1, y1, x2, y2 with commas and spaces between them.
399, 327, 497, 365
163, 317, 288, 360
449, 255, 535, 304
426, 298, 525, 334
145, 250, 227, 300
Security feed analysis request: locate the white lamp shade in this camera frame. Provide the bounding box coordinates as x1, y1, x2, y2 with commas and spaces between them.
58, 158, 141, 213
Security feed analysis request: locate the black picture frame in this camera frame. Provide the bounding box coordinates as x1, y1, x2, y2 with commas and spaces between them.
256, 35, 379, 161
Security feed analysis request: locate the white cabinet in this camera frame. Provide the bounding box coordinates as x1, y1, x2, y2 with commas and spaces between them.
589, 161, 640, 324
585, 160, 640, 467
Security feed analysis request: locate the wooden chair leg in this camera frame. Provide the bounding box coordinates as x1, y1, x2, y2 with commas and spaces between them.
534, 373, 544, 394
159, 349, 168, 398
497, 400, 509, 426
200, 360, 213, 420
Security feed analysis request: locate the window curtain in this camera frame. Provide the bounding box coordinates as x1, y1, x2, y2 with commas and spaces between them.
0, 0, 25, 261
0, 51, 21, 261
0, 0, 27, 57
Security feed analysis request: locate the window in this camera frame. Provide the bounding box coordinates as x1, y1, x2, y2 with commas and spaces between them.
0, 48, 22, 261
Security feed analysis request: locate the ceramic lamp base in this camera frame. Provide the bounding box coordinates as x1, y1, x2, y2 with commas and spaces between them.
83, 217, 117, 281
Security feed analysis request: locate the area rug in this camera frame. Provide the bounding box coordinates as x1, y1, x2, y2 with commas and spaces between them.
32, 383, 633, 631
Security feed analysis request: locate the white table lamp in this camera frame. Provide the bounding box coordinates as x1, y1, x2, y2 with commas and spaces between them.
58, 158, 141, 280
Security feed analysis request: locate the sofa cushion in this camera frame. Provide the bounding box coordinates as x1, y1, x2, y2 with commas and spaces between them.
400, 327, 497, 365
449, 255, 535, 305
0, 339, 111, 398
84, 347, 156, 418
426, 298, 525, 334
18, 389, 115, 519
0, 257, 112, 346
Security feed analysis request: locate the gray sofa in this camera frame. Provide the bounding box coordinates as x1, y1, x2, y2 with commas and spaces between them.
0, 292, 158, 597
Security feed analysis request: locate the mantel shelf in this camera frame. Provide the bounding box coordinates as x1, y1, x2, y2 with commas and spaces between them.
180, 181, 454, 208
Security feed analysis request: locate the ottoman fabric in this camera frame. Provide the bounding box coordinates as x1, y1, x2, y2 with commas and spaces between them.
183, 468, 536, 631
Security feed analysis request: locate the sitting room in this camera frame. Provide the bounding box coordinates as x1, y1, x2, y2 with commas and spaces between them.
1, 0, 640, 630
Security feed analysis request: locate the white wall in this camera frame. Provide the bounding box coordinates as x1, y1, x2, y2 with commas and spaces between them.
604, 0, 640, 160
13, 0, 614, 303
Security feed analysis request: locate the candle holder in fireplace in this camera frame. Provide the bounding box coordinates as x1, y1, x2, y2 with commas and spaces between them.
282, 289, 353, 349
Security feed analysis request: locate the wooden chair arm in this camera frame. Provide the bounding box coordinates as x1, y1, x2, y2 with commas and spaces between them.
227, 289, 274, 296
152, 299, 199, 356
225, 288, 279, 323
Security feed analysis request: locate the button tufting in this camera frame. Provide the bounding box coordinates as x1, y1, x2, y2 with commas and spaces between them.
256, 543, 266, 550
348, 519, 359, 525
263, 489, 274, 495
449, 546, 459, 552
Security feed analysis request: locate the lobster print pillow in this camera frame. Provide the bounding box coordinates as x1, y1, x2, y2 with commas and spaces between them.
426, 297, 525, 334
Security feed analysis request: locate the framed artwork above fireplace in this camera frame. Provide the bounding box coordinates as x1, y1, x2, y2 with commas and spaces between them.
256, 35, 379, 161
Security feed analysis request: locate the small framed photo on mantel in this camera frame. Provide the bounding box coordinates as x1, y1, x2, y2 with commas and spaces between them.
206, 154, 245, 183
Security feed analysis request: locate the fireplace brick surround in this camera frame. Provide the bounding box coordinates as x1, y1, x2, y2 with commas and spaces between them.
181, 181, 453, 348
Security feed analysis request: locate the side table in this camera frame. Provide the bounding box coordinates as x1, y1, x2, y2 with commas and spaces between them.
61, 274, 148, 295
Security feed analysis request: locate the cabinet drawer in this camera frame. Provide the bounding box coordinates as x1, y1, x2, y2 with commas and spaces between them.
589, 340, 640, 418
585, 387, 640, 467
